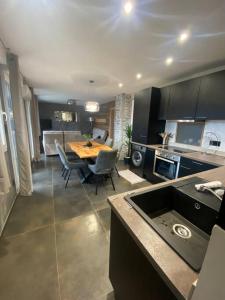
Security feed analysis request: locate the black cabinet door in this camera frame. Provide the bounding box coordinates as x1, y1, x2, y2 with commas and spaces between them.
109, 211, 177, 300
178, 160, 193, 177
143, 149, 163, 183
190, 159, 217, 173
159, 86, 171, 120
196, 71, 225, 120
132, 88, 151, 144
178, 157, 217, 178
167, 78, 200, 120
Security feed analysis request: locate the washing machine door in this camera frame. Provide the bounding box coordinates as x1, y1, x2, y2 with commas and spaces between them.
132, 151, 143, 167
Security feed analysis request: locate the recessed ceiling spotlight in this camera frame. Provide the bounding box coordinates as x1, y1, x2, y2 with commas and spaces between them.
124, 1, 133, 15
165, 57, 174, 66
136, 73, 142, 80
118, 83, 124, 88
178, 31, 190, 44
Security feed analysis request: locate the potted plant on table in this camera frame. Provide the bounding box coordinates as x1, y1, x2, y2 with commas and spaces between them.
124, 124, 132, 164
83, 134, 92, 147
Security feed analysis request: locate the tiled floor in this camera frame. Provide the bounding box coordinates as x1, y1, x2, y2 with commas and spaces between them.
0, 156, 150, 300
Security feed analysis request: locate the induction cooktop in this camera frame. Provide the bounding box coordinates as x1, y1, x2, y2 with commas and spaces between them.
158, 145, 195, 154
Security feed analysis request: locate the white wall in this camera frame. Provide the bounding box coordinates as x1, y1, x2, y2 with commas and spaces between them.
165, 120, 225, 155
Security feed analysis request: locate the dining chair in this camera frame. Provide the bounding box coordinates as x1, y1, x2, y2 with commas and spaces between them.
55, 139, 65, 175
56, 143, 87, 188
55, 139, 79, 176
88, 150, 117, 195
105, 137, 113, 147
114, 144, 123, 177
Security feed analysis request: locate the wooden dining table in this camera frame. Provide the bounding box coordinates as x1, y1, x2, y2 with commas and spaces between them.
67, 141, 112, 183
68, 141, 112, 159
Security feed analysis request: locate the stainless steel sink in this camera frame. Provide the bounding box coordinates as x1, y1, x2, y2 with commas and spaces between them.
125, 177, 221, 271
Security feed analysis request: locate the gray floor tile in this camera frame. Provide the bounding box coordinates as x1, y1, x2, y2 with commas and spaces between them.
54, 192, 92, 223
0, 156, 151, 299
0, 226, 59, 300
56, 214, 113, 300
3, 193, 54, 237
32, 167, 53, 186
97, 208, 111, 232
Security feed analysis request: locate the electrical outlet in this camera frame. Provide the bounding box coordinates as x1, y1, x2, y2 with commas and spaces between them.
209, 140, 221, 147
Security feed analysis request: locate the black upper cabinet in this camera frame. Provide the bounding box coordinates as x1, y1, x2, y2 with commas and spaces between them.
132, 88, 165, 145
158, 86, 171, 120
159, 70, 225, 121
132, 88, 151, 144
196, 70, 225, 120
166, 78, 200, 120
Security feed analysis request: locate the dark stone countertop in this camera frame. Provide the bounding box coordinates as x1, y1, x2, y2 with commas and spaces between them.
108, 162, 225, 300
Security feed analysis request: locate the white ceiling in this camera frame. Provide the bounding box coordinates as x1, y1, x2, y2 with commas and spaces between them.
0, 0, 225, 104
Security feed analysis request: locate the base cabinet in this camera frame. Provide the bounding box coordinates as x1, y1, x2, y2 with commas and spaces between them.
143, 148, 163, 183
109, 211, 178, 300
178, 157, 217, 178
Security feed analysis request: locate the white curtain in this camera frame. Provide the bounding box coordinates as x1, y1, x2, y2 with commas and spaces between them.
22, 84, 35, 160
22, 84, 41, 162
30, 90, 41, 162
7, 53, 33, 196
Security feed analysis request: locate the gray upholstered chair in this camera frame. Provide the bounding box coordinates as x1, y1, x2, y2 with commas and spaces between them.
105, 137, 113, 147
88, 150, 117, 195
92, 127, 107, 143
56, 143, 86, 188
114, 144, 123, 177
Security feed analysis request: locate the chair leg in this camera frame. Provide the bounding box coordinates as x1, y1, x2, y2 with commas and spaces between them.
79, 168, 86, 181
95, 180, 98, 195
64, 169, 69, 180
110, 173, 115, 191
115, 166, 120, 177
61, 165, 64, 172
62, 167, 66, 177
65, 169, 71, 189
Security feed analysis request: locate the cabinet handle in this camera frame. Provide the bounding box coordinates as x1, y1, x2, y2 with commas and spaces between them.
180, 165, 191, 170
196, 117, 207, 120
192, 161, 203, 166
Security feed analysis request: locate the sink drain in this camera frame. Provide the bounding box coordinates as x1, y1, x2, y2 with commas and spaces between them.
172, 224, 192, 239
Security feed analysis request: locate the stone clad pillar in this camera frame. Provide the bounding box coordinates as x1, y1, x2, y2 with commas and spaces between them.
114, 93, 133, 159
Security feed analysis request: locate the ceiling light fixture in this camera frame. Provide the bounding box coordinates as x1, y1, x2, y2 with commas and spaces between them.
136, 73, 142, 80
165, 57, 174, 66
85, 101, 100, 113
118, 83, 123, 88
124, 1, 133, 15
178, 31, 190, 44
67, 99, 76, 105
85, 80, 100, 112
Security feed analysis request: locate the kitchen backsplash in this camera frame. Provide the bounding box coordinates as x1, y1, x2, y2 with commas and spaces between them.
165, 120, 225, 155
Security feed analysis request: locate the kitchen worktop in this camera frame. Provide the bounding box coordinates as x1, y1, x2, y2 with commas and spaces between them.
108, 149, 225, 300
132, 141, 225, 166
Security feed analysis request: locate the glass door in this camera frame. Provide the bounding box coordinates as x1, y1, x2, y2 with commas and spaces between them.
154, 156, 178, 181
0, 69, 20, 193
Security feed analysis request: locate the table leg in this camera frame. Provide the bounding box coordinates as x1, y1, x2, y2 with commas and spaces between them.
78, 168, 93, 184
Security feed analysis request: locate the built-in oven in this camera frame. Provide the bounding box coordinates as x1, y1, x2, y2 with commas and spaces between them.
153, 149, 180, 181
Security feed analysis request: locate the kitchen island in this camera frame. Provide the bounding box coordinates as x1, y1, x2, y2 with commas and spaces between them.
108, 149, 225, 300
